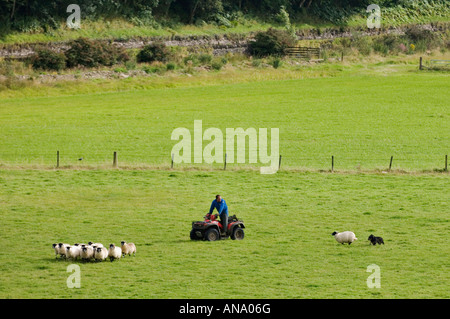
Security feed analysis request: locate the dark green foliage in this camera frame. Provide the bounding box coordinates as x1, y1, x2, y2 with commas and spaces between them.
31, 48, 66, 71
373, 34, 404, 55
249, 28, 297, 57
166, 62, 176, 70
0, 0, 448, 34
405, 25, 437, 42
352, 35, 373, 56
404, 25, 443, 51
65, 38, 129, 68
271, 57, 283, 68
211, 58, 226, 70
198, 53, 213, 64
136, 42, 170, 63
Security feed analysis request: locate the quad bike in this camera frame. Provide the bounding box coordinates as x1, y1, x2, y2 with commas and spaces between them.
190, 213, 245, 241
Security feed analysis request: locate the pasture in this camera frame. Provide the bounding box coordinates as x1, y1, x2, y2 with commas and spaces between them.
0, 71, 449, 171
0, 169, 449, 298
0, 68, 449, 298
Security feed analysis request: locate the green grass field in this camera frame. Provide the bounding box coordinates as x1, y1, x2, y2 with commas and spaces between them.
0, 169, 449, 298
0, 63, 449, 299
1, 70, 449, 171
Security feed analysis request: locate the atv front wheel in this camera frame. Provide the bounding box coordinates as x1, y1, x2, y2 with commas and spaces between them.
190, 229, 200, 240
205, 228, 220, 241
231, 227, 245, 240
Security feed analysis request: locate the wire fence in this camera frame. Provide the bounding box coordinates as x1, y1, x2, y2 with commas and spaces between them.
0, 151, 448, 172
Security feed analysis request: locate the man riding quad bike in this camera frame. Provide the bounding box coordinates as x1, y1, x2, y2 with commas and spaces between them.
190, 213, 245, 241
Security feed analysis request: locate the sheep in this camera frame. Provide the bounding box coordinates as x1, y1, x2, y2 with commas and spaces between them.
94, 247, 109, 261
80, 246, 94, 261
66, 245, 81, 260
58, 243, 70, 258
121, 241, 136, 257
88, 242, 104, 250
368, 234, 384, 245
331, 231, 358, 245
108, 244, 122, 262
52, 243, 61, 259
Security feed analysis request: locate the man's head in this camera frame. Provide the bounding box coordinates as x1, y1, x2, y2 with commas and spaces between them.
215, 194, 222, 202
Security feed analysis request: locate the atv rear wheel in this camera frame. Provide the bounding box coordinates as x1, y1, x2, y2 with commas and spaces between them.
205, 228, 220, 241
231, 227, 245, 240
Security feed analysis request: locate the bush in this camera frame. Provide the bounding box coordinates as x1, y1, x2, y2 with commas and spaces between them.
183, 54, 198, 66
373, 38, 389, 56
251, 59, 262, 68
404, 25, 442, 51
31, 48, 66, 71
211, 59, 224, 71
166, 62, 176, 70
271, 57, 283, 69
405, 25, 436, 43
136, 42, 170, 63
198, 53, 213, 65
65, 38, 129, 68
142, 62, 165, 74
125, 60, 137, 70
372, 35, 403, 55
352, 36, 373, 56
249, 28, 297, 57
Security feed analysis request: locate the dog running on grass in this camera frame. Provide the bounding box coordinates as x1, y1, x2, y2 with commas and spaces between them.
368, 234, 384, 245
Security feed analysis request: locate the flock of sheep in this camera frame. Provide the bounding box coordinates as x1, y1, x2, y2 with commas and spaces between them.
52, 233, 381, 261
52, 241, 136, 262
331, 231, 384, 245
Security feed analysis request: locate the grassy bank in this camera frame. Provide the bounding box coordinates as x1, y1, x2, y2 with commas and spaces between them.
0, 62, 448, 171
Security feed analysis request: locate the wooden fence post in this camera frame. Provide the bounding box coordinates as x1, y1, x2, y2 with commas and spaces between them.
331, 155, 334, 172
224, 153, 227, 170
56, 150, 59, 168
113, 151, 118, 168
171, 153, 174, 169
278, 155, 282, 170
419, 57, 423, 70
341, 52, 344, 62
389, 156, 393, 172
445, 155, 448, 172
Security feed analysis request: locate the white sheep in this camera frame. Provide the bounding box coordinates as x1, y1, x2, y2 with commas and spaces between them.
58, 243, 70, 258
108, 244, 122, 262
80, 246, 94, 260
332, 231, 358, 245
66, 245, 81, 260
52, 243, 60, 259
94, 247, 108, 261
88, 242, 104, 248
121, 241, 136, 256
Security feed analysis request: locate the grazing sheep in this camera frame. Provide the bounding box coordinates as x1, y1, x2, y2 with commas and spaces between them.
94, 247, 108, 261
121, 241, 136, 257
108, 244, 122, 262
331, 231, 358, 245
368, 234, 384, 245
80, 246, 94, 261
58, 243, 70, 258
66, 245, 81, 260
52, 243, 60, 259
88, 242, 104, 248
88, 242, 104, 251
